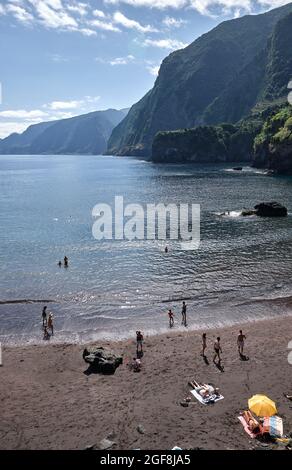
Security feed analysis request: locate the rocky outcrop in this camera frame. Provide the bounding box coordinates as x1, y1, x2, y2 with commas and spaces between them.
83, 347, 123, 374
254, 202, 287, 217
152, 119, 261, 164
253, 106, 292, 174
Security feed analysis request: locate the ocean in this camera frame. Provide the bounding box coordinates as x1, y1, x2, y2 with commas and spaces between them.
1, 154, 292, 345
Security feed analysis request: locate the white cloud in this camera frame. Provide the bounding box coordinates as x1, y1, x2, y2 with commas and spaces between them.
47, 100, 83, 110
78, 27, 97, 35
104, 0, 188, 8
93, 9, 106, 18
109, 54, 135, 65
28, 0, 78, 29
113, 11, 158, 32
67, 2, 88, 16
90, 18, 121, 32
0, 109, 48, 119
47, 95, 100, 109
6, 4, 34, 23
143, 37, 188, 50
147, 64, 160, 76
163, 16, 186, 28
0, 4, 6, 15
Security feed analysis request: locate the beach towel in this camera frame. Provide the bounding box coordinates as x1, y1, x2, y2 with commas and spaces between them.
238, 416, 262, 438
190, 389, 224, 405
263, 416, 283, 438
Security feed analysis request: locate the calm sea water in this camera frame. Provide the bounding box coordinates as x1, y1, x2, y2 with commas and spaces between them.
1, 155, 292, 345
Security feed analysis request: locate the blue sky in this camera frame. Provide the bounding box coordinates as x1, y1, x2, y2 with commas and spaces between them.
0, 0, 290, 138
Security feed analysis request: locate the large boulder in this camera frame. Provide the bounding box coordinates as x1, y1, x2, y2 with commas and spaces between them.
254, 201, 287, 217
83, 346, 123, 374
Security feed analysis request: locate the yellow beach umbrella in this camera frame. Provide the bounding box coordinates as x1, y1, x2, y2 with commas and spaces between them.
248, 394, 277, 417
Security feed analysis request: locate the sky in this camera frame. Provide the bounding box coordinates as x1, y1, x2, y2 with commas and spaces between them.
0, 0, 291, 138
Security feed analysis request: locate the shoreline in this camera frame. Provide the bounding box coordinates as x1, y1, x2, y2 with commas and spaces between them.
1, 314, 292, 449
1, 307, 292, 348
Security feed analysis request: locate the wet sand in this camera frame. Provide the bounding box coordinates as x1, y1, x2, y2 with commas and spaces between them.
0, 315, 292, 450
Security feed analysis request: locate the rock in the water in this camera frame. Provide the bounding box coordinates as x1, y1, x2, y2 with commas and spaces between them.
83, 346, 123, 374
241, 209, 257, 216
254, 201, 287, 217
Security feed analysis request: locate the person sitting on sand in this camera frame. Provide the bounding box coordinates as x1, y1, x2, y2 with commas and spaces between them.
131, 357, 141, 372
136, 331, 143, 353
201, 333, 207, 357
242, 410, 261, 433
42, 306, 47, 327
47, 313, 54, 335
237, 330, 246, 355
168, 309, 174, 328
213, 337, 222, 364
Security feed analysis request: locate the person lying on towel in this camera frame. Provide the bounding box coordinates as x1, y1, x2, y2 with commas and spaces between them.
242, 410, 262, 433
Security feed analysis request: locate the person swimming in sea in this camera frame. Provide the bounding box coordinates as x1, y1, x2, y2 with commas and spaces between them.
64, 256, 68, 267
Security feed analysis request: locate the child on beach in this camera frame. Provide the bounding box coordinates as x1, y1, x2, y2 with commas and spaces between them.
47, 313, 54, 335
237, 330, 246, 355
136, 331, 143, 353
201, 333, 207, 357
168, 309, 174, 328
213, 337, 222, 364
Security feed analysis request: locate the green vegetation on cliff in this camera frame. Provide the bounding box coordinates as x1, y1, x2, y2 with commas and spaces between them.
253, 105, 292, 173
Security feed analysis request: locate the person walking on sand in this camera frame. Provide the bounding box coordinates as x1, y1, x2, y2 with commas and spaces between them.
42, 306, 47, 327
168, 309, 174, 328
47, 312, 54, 335
181, 301, 187, 327
136, 330, 143, 353
64, 256, 68, 267
237, 330, 246, 355
213, 337, 222, 364
201, 333, 207, 357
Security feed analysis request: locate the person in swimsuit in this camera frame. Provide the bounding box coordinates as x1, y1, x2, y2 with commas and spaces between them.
181, 301, 187, 327
42, 306, 47, 327
168, 309, 174, 328
201, 333, 207, 357
64, 256, 69, 267
237, 330, 246, 355
213, 337, 222, 364
136, 331, 143, 353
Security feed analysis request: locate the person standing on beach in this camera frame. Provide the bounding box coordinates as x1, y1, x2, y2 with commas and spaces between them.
136, 331, 143, 353
181, 301, 187, 327
47, 313, 54, 335
237, 330, 246, 355
42, 306, 47, 327
213, 337, 222, 364
168, 309, 174, 328
201, 333, 207, 357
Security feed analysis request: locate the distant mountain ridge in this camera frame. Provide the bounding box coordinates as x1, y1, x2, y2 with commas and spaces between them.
106, 3, 292, 157
0, 108, 128, 155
